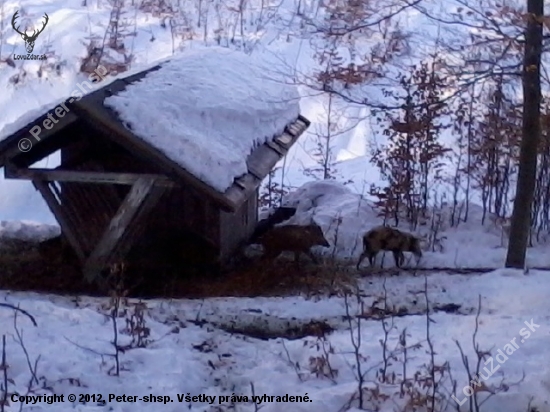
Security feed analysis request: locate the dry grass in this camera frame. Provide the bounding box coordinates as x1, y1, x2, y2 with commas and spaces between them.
0, 237, 102, 296
0, 239, 358, 299
171, 258, 358, 298
213, 318, 334, 340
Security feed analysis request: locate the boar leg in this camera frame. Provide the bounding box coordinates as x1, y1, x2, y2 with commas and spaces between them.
399, 252, 406, 267
357, 251, 375, 269
368, 252, 377, 268
292, 251, 303, 269
262, 248, 282, 264
392, 250, 401, 267
305, 249, 318, 264
356, 252, 366, 270
392, 250, 406, 267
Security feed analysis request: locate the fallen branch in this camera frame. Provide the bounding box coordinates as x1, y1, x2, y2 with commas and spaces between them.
0, 303, 37, 326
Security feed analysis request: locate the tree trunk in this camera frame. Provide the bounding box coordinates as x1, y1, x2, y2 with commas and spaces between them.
505, 0, 543, 268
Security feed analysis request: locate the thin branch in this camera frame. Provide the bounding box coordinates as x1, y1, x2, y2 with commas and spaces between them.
12, 311, 39, 386
0, 303, 37, 327
307, 0, 423, 36
1, 336, 7, 412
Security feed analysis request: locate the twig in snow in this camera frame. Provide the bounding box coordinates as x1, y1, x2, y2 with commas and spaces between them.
281, 340, 305, 382
424, 274, 437, 411
12, 310, 40, 386
344, 289, 365, 409
250, 381, 263, 411
0, 303, 37, 326
377, 276, 395, 383
1, 336, 7, 412
63, 336, 110, 359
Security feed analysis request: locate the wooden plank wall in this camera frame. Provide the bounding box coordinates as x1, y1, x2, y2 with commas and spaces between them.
218, 188, 258, 261
148, 187, 221, 249
52, 131, 122, 256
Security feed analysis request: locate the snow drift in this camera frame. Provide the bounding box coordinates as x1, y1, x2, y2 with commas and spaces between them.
280, 180, 378, 262
0, 220, 59, 241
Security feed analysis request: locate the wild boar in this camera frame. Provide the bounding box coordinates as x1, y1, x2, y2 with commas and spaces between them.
356, 226, 422, 269
257, 222, 330, 266
249, 206, 297, 244
38, 235, 75, 264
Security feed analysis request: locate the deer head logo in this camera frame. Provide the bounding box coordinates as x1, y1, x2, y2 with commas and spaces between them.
11, 10, 49, 54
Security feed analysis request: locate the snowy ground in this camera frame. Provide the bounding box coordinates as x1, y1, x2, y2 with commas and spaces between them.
0, 268, 549, 412
1, 181, 549, 411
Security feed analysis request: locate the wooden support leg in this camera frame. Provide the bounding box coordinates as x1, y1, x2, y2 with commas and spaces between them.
33, 180, 86, 262
83, 177, 167, 283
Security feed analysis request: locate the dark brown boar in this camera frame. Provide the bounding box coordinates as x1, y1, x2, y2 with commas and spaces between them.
258, 222, 330, 266
38, 235, 76, 264
356, 226, 422, 269
249, 206, 297, 244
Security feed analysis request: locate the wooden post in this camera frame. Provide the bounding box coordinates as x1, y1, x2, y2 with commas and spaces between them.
83, 177, 167, 282
33, 180, 87, 262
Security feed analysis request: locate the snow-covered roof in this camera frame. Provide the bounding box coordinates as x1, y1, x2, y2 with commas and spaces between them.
103, 46, 301, 193
0, 98, 67, 143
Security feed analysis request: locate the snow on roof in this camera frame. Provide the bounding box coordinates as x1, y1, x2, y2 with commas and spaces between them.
103, 46, 301, 193
0, 97, 68, 143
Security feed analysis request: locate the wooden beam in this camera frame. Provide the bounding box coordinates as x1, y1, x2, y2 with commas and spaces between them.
226, 117, 311, 207
5, 166, 175, 187
33, 180, 86, 262
234, 176, 248, 190
83, 177, 166, 283
266, 140, 285, 156
274, 132, 294, 148
246, 144, 281, 179
225, 174, 261, 209
297, 114, 311, 127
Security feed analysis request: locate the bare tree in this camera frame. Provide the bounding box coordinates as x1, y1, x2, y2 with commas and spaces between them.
505, 0, 543, 268
531, 106, 550, 242
289, 0, 416, 111
303, 36, 358, 182
370, 56, 451, 229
